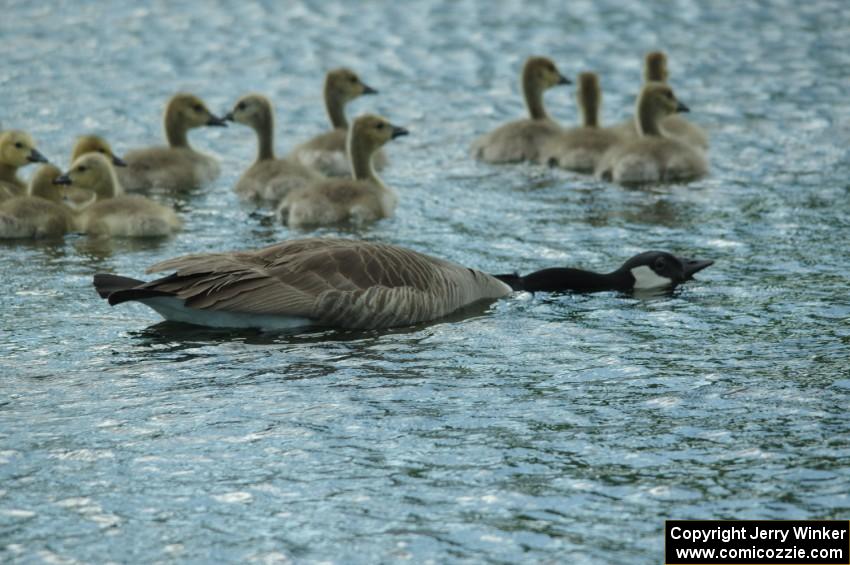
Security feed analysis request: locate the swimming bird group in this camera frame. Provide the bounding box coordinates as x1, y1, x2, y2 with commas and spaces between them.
3, 53, 714, 330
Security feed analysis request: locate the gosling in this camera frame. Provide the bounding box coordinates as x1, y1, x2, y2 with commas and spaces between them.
594, 83, 708, 184
0, 130, 49, 202
290, 68, 385, 177
119, 93, 226, 191
538, 72, 623, 173
225, 94, 323, 204
277, 115, 407, 228
55, 153, 182, 237
0, 164, 75, 238
471, 56, 571, 163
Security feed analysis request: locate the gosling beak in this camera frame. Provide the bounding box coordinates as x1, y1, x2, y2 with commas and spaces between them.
53, 174, 72, 186
679, 256, 714, 279
112, 155, 127, 167
676, 101, 690, 113
206, 114, 228, 127
28, 149, 48, 163
557, 74, 572, 85
362, 84, 378, 95
223, 112, 235, 122
391, 125, 409, 139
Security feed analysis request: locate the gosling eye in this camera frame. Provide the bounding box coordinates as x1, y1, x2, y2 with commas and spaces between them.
665, 91, 674, 100
98, 149, 106, 154
14, 142, 23, 149
349, 77, 358, 84
376, 123, 385, 130
193, 104, 204, 112
237, 102, 246, 111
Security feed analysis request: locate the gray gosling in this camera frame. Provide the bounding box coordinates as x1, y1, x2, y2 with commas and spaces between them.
471, 56, 571, 163
277, 115, 408, 229
594, 83, 708, 184
290, 68, 386, 177
55, 153, 182, 237
0, 164, 75, 238
224, 94, 323, 204
538, 72, 624, 173
0, 130, 49, 202
119, 93, 226, 191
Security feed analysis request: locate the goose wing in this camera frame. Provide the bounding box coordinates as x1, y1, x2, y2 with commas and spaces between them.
138, 238, 510, 328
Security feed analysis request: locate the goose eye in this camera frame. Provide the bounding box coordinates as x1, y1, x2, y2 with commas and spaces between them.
14, 142, 23, 149
654, 257, 666, 270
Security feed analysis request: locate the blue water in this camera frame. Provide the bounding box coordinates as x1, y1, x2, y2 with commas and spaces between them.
1, 0, 849, 562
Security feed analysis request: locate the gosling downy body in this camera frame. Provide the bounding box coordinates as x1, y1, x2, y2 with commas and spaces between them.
0, 164, 75, 239
495, 251, 713, 293
290, 68, 387, 177
472, 56, 571, 163
119, 93, 226, 191
93, 238, 513, 330
0, 130, 49, 202
224, 94, 323, 204
614, 51, 709, 150
594, 83, 708, 184
277, 115, 407, 228
539, 72, 623, 172
55, 153, 182, 237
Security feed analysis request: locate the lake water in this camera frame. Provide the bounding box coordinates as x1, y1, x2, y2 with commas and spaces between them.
1, 0, 849, 562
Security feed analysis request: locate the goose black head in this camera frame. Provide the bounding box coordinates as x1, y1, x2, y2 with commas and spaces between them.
621, 251, 713, 290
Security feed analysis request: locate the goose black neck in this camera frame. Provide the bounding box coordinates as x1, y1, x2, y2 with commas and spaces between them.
496, 267, 632, 293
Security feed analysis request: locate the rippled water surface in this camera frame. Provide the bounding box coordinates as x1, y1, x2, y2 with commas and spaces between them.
2, 0, 849, 562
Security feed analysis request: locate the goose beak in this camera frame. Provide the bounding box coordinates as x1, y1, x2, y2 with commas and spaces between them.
362, 84, 378, 95
28, 149, 49, 163
676, 101, 690, 113
679, 256, 714, 279
53, 174, 72, 186
207, 114, 228, 127
557, 74, 572, 85
391, 125, 409, 139
112, 155, 127, 167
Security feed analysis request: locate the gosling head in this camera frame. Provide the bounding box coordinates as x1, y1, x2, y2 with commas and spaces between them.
639, 82, 689, 118
54, 153, 120, 200
28, 163, 64, 201
644, 51, 669, 83
72, 135, 127, 167
166, 93, 228, 129
523, 56, 571, 90
621, 251, 713, 290
348, 114, 408, 153
0, 130, 48, 167
223, 94, 273, 128
326, 68, 378, 102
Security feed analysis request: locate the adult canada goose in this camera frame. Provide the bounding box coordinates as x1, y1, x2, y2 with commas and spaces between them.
471, 56, 571, 163
277, 114, 407, 228
0, 164, 75, 238
615, 51, 708, 149
92, 238, 713, 330
118, 93, 226, 191
54, 153, 182, 237
290, 68, 386, 177
0, 130, 49, 202
224, 94, 323, 203
538, 72, 623, 172
594, 83, 708, 184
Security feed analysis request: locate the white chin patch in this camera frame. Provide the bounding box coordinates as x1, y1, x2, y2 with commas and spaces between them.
630, 266, 673, 290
